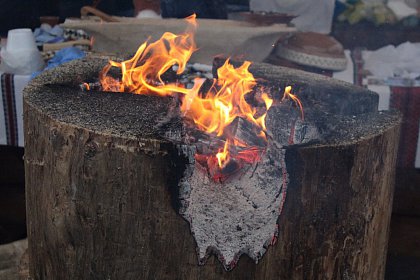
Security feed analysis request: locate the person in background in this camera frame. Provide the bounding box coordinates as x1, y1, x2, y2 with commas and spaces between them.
250, 0, 336, 34
133, 0, 161, 18
0, 0, 39, 36
132, 0, 227, 19
0, 0, 136, 36
57, 0, 134, 18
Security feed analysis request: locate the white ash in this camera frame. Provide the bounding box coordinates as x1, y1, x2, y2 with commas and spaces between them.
178, 144, 287, 270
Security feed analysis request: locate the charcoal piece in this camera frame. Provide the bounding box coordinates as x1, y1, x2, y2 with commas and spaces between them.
224, 117, 266, 147
79, 82, 102, 91
183, 129, 226, 155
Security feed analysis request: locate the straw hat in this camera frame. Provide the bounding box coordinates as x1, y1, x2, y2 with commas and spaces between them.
273, 32, 347, 71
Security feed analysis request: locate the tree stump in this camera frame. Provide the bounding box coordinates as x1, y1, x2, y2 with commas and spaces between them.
24, 57, 401, 279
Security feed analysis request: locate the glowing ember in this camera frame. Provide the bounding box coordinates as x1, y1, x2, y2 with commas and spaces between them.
82, 82, 90, 91
97, 14, 301, 180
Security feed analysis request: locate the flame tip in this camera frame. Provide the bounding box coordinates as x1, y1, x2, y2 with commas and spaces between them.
282, 86, 304, 120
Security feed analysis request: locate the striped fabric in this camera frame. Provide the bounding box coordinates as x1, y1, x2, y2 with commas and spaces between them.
0, 73, 29, 147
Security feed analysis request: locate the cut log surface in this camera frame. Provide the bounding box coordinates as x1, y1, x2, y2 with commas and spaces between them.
24, 57, 401, 279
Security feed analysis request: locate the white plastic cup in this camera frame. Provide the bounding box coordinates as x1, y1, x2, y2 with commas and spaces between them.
0, 28, 44, 74
6, 28, 37, 52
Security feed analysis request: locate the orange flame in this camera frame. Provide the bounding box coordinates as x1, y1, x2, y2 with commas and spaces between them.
98, 14, 302, 175
181, 59, 273, 168
216, 140, 230, 168
282, 86, 304, 120
181, 60, 273, 138
100, 14, 198, 96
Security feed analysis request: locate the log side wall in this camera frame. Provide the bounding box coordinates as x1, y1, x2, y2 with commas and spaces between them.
25, 99, 400, 279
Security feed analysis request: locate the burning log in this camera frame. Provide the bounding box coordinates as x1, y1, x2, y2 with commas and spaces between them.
24, 57, 400, 279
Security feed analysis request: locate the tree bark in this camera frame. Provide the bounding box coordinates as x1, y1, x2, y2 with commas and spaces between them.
24, 57, 401, 279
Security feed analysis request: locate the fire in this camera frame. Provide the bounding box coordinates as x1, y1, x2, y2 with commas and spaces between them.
216, 140, 230, 168
100, 14, 198, 95
98, 14, 303, 178
181, 60, 272, 137
282, 86, 304, 120
180, 59, 273, 169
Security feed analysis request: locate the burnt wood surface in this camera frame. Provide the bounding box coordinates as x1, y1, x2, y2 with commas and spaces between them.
24, 57, 401, 279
